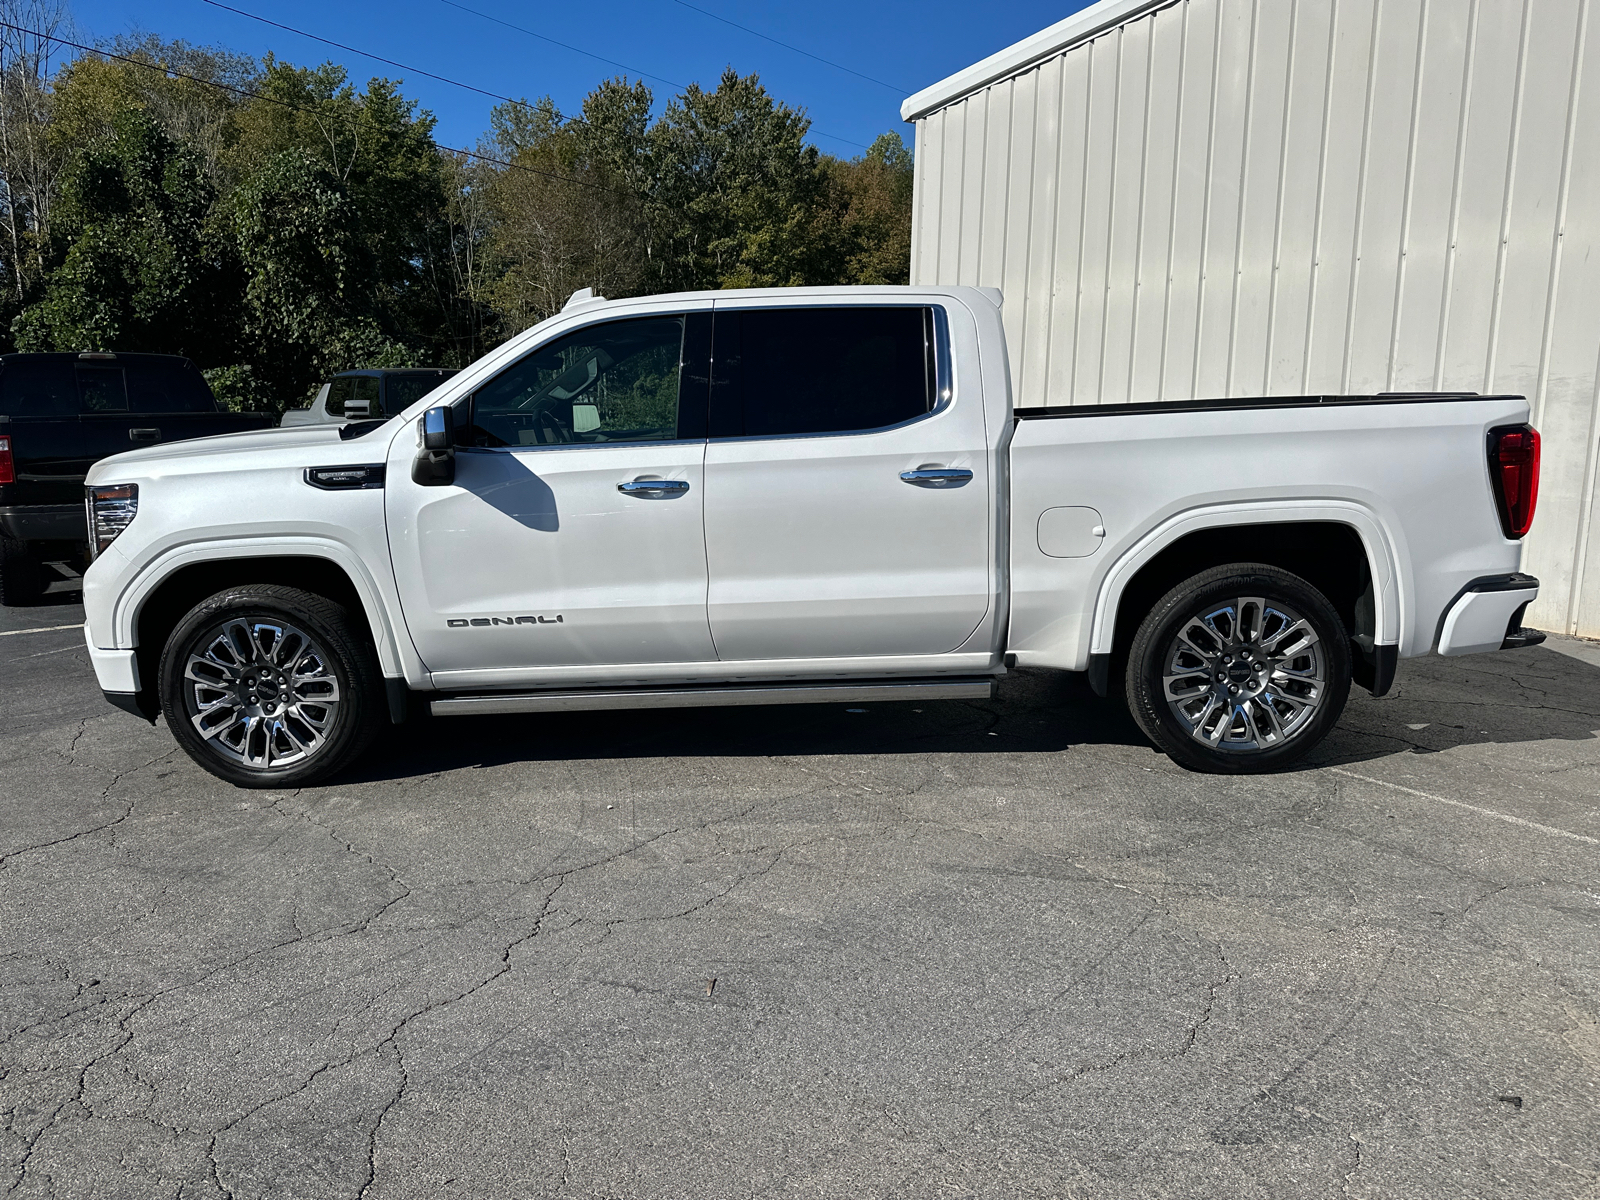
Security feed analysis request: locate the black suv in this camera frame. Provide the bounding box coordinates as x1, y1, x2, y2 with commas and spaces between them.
0, 352, 273, 603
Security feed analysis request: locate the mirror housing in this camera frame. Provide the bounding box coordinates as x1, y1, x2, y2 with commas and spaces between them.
343, 396, 372, 419
412, 405, 456, 486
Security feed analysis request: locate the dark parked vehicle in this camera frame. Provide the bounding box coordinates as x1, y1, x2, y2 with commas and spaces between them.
279, 368, 459, 426
0, 352, 273, 604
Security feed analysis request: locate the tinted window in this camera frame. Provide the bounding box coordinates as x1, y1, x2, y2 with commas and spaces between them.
351, 376, 380, 414
710, 307, 936, 438
465, 316, 685, 448
326, 377, 356, 417
127, 361, 216, 413
0, 360, 77, 416
384, 372, 455, 414
76, 366, 128, 412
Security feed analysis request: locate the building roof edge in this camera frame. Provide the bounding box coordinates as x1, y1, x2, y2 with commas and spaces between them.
900, 0, 1175, 123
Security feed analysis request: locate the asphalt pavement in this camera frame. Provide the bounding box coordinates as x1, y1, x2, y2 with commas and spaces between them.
2, 590, 1597, 1199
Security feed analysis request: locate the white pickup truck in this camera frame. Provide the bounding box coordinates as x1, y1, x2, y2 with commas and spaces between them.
80, 286, 1545, 787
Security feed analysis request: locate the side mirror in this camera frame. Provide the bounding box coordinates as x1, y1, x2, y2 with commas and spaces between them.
343, 396, 372, 419
412, 405, 456, 486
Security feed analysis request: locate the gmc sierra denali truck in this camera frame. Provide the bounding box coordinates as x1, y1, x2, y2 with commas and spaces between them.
79, 286, 1544, 787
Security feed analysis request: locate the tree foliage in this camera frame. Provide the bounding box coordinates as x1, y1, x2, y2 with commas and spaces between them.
12, 109, 230, 355
0, 34, 916, 409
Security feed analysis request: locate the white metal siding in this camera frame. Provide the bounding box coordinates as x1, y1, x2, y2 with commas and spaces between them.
911, 0, 1600, 637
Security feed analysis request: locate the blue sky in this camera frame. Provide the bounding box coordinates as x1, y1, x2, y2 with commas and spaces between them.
71, 0, 1090, 156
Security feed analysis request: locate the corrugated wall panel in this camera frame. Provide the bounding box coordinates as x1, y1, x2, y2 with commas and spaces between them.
1129, 8, 1186, 401
1531, 0, 1600, 632
1387, 0, 1470, 392
1101, 17, 1153, 407
1229, 0, 1295, 397
1265, 0, 1335, 392
1018, 56, 1066, 407
908, 0, 1600, 634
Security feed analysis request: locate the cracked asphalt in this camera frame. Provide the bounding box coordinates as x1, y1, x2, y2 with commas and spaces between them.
3, 592, 1599, 1199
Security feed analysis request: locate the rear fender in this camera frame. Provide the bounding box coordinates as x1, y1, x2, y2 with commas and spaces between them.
1089, 501, 1404, 657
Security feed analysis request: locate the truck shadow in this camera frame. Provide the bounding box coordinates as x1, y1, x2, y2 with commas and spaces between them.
347, 646, 1600, 782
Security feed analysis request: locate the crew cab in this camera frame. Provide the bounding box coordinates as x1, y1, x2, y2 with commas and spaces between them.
78, 287, 1545, 787
0, 352, 273, 603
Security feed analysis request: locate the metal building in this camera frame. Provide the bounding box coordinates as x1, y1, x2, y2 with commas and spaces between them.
903, 0, 1600, 637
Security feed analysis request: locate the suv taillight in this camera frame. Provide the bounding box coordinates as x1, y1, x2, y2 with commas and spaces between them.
0, 435, 13, 484
1489, 425, 1540, 539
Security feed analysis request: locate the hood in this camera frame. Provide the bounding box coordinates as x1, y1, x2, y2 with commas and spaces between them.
85, 420, 399, 483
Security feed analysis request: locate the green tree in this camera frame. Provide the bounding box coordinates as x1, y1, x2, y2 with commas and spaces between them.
646, 69, 826, 291
11, 108, 233, 356
822, 132, 915, 285
228, 58, 463, 364
483, 84, 650, 333
227, 148, 412, 407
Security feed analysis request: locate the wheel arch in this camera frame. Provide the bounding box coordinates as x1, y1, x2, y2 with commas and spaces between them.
118, 543, 412, 694
1088, 505, 1402, 696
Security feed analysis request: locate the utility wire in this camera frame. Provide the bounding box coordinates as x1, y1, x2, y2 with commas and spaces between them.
669, 0, 910, 94
199, 0, 525, 108
0, 20, 619, 194
436, 0, 684, 90
202, 0, 871, 149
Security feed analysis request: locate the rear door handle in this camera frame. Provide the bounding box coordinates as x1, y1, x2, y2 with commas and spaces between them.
129, 428, 161, 442
899, 468, 972, 487
617, 478, 690, 498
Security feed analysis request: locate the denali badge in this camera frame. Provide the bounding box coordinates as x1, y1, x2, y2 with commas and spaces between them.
448, 615, 564, 627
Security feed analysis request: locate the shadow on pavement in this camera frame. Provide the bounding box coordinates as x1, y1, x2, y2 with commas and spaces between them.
342, 647, 1600, 784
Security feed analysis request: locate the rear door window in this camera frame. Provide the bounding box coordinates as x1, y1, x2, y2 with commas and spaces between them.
0, 360, 77, 416
76, 366, 128, 412
127, 361, 216, 413
709, 307, 937, 439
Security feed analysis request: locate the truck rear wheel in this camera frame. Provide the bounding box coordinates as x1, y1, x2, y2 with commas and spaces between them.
159, 585, 382, 788
1125, 564, 1351, 773
0, 536, 45, 606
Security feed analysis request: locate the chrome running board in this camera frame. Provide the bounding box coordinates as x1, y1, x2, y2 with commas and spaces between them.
429, 676, 997, 717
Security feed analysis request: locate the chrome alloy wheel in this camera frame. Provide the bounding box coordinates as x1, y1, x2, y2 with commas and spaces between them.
1161, 595, 1326, 752
182, 618, 342, 770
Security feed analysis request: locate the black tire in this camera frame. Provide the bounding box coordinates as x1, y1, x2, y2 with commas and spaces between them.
1125, 564, 1351, 773
0, 536, 45, 606
159, 585, 383, 788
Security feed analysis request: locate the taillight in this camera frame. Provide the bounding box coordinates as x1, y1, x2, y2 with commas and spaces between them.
1489, 425, 1540, 539
0, 435, 13, 484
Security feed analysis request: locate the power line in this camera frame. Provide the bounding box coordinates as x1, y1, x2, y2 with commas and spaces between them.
436, 0, 684, 91
669, 0, 910, 94
0, 21, 616, 194
199, 0, 525, 109
202, 0, 871, 150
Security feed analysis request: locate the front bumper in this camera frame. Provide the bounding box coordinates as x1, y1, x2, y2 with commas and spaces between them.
1438, 573, 1545, 656
85, 628, 157, 720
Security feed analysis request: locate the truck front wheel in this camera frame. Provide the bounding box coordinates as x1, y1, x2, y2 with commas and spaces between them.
1125, 564, 1351, 773
159, 585, 382, 788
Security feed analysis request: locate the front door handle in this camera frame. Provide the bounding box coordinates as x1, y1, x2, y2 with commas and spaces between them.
899, 467, 972, 487
129, 428, 161, 442
618, 478, 690, 498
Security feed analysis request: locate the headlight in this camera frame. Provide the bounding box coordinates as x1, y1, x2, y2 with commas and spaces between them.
86, 483, 138, 559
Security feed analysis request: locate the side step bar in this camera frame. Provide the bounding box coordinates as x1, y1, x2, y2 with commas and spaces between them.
430, 676, 997, 717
